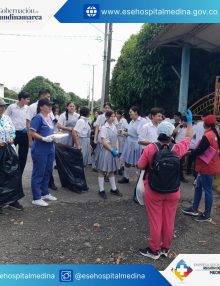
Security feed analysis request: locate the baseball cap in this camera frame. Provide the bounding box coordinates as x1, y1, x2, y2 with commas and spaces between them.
0, 98, 7, 106
202, 114, 216, 125
157, 121, 175, 137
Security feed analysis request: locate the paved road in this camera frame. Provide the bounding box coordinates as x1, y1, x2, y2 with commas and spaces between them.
0, 153, 220, 268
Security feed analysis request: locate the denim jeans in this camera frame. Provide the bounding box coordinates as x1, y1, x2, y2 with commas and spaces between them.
193, 173, 214, 217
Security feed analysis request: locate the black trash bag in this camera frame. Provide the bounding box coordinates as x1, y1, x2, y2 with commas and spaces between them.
55, 143, 88, 193
0, 144, 24, 205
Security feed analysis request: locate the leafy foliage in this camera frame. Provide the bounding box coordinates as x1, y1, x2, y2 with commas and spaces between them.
111, 24, 220, 115
4, 87, 17, 100
23, 76, 90, 112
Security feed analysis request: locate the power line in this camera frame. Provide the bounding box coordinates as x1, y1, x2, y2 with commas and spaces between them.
0, 33, 102, 41
89, 24, 105, 35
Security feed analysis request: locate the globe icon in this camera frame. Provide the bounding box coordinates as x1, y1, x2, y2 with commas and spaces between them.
86, 6, 97, 17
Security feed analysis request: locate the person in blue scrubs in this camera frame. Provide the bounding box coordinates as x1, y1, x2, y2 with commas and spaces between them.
30, 98, 57, 207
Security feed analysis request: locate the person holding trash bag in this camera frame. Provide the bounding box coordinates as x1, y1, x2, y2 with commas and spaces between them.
57, 101, 79, 146
96, 111, 122, 199
137, 110, 193, 260
0, 98, 24, 214
30, 98, 57, 207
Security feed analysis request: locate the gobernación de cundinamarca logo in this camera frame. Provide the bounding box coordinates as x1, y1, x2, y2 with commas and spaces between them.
0, 7, 42, 21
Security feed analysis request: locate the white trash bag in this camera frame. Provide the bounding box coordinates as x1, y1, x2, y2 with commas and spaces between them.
136, 170, 145, 205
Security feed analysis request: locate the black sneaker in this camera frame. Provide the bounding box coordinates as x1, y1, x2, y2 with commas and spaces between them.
9, 201, 24, 211
99, 191, 107, 199
195, 214, 212, 222
160, 248, 169, 257
118, 177, 129, 184
110, 189, 123, 197
139, 247, 161, 260
118, 168, 123, 176
48, 183, 58, 191
181, 207, 199, 216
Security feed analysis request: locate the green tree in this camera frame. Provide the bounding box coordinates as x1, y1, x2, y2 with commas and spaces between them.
4, 87, 17, 100
111, 23, 220, 115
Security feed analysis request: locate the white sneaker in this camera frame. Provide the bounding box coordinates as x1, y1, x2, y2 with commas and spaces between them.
32, 199, 48, 207
41, 194, 57, 201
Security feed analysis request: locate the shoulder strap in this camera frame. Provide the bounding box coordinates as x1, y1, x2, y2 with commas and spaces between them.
154, 142, 175, 151
168, 142, 175, 150
153, 142, 162, 151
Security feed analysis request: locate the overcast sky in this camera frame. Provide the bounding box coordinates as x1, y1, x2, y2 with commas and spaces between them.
0, 20, 142, 100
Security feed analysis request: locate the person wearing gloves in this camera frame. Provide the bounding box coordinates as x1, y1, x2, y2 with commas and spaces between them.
29, 98, 57, 207
137, 110, 193, 260
96, 111, 122, 199
182, 114, 220, 222
0, 98, 24, 213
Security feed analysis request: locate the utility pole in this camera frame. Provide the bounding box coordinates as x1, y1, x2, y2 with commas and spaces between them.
83, 64, 95, 114
100, 23, 108, 108
104, 23, 113, 103
91, 64, 95, 114
87, 82, 91, 110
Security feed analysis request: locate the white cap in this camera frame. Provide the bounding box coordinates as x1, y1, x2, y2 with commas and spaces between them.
157, 121, 175, 137
0, 98, 6, 106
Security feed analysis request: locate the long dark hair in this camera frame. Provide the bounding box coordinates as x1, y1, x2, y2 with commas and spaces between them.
65, 101, 75, 121
105, 111, 115, 123
209, 123, 220, 151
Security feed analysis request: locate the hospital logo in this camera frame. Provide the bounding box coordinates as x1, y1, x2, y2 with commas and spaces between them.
83, 4, 100, 19
171, 259, 193, 281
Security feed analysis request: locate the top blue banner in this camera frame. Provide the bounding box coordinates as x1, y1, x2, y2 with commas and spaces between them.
54, 0, 220, 23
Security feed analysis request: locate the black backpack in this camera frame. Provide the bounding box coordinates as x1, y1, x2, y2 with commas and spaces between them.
148, 142, 180, 193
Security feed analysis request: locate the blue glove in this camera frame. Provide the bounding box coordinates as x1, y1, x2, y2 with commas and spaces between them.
186, 109, 193, 124
111, 148, 119, 157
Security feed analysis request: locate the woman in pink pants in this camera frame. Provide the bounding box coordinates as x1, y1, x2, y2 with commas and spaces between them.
138, 113, 193, 260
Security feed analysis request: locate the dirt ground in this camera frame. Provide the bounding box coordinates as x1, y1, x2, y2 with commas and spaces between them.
0, 154, 220, 270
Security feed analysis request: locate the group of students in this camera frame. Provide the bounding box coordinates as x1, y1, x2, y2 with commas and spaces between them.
90, 104, 220, 260
1, 90, 220, 261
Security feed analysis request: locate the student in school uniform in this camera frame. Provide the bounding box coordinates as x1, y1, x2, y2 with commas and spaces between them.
94, 102, 113, 144
57, 101, 79, 146
72, 107, 91, 167
96, 111, 122, 199
119, 106, 147, 184
138, 107, 163, 149
94, 102, 114, 178
6, 91, 30, 175
29, 99, 57, 207
115, 110, 129, 154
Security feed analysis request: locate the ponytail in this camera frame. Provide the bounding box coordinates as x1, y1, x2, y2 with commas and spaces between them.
37, 106, 40, 114
210, 125, 220, 152
65, 108, 68, 121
